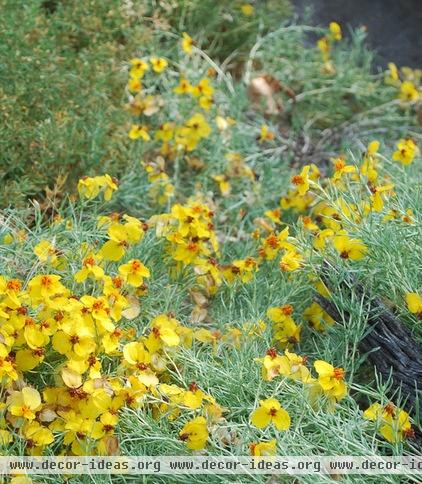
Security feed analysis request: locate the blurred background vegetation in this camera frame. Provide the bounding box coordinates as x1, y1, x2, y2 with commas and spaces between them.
0, 0, 290, 206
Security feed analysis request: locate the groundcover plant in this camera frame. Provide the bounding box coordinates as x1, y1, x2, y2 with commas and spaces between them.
0, 1, 421, 483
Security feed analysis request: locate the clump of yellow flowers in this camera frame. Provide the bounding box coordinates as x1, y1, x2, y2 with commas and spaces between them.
2, 27, 421, 463
317, 22, 342, 73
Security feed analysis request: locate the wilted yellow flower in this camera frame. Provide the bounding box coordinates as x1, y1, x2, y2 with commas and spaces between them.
303, 302, 335, 331
250, 439, 277, 456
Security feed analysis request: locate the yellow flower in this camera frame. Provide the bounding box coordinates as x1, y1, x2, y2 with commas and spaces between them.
259, 124, 275, 143
7, 387, 42, 420
386, 62, 399, 83
329, 22, 342, 41
251, 398, 290, 431
361, 141, 380, 183
185, 113, 212, 138
28, 274, 67, 304
183, 382, 207, 410
173, 78, 193, 95
257, 347, 311, 383
24, 319, 50, 349
303, 302, 335, 331
181, 32, 194, 54
0, 428, 12, 445
267, 304, 294, 323
212, 174, 231, 196
313, 228, 334, 251
80, 295, 113, 331
199, 96, 213, 110
127, 76, 142, 93
61, 411, 104, 455
0, 344, 18, 382
279, 251, 302, 272
265, 208, 282, 225
256, 348, 285, 381
216, 117, 236, 131
369, 183, 394, 212
291, 165, 311, 196
123, 341, 151, 368
23, 421, 54, 450
314, 360, 347, 402
150, 314, 180, 347
101, 174, 119, 201
332, 156, 356, 180
15, 348, 45, 372
399, 81, 419, 102
52, 324, 96, 360
3, 233, 14, 244
367, 140, 380, 155
300, 215, 319, 232
405, 292, 422, 318
279, 349, 313, 382
223, 257, 258, 284
402, 208, 415, 224
0, 276, 23, 309
172, 240, 204, 265
317, 37, 330, 62
273, 317, 301, 348
150, 57, 168, 73
129, 124, 150, 141
179, 416, 208, 450
34, 240, 58, 265
175, 113, 211, 151
118, 259, 150, 287
392, 138, 419, 165
129, 58, 149, 78
332, 234, 367, 260
241, 4, 254, 16
78, 176, 102, 199
10, 477, 33, 484
364, 402, 413, 443
78, 175, 118, 201
191, 78, 214, 98
155, 122, 175, 142
99, 220, 144, 261
74, 254, 104, 283
250, 439, 277, 456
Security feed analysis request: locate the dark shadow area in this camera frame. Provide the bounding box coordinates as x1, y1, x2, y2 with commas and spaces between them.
293, 0, 422, 68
